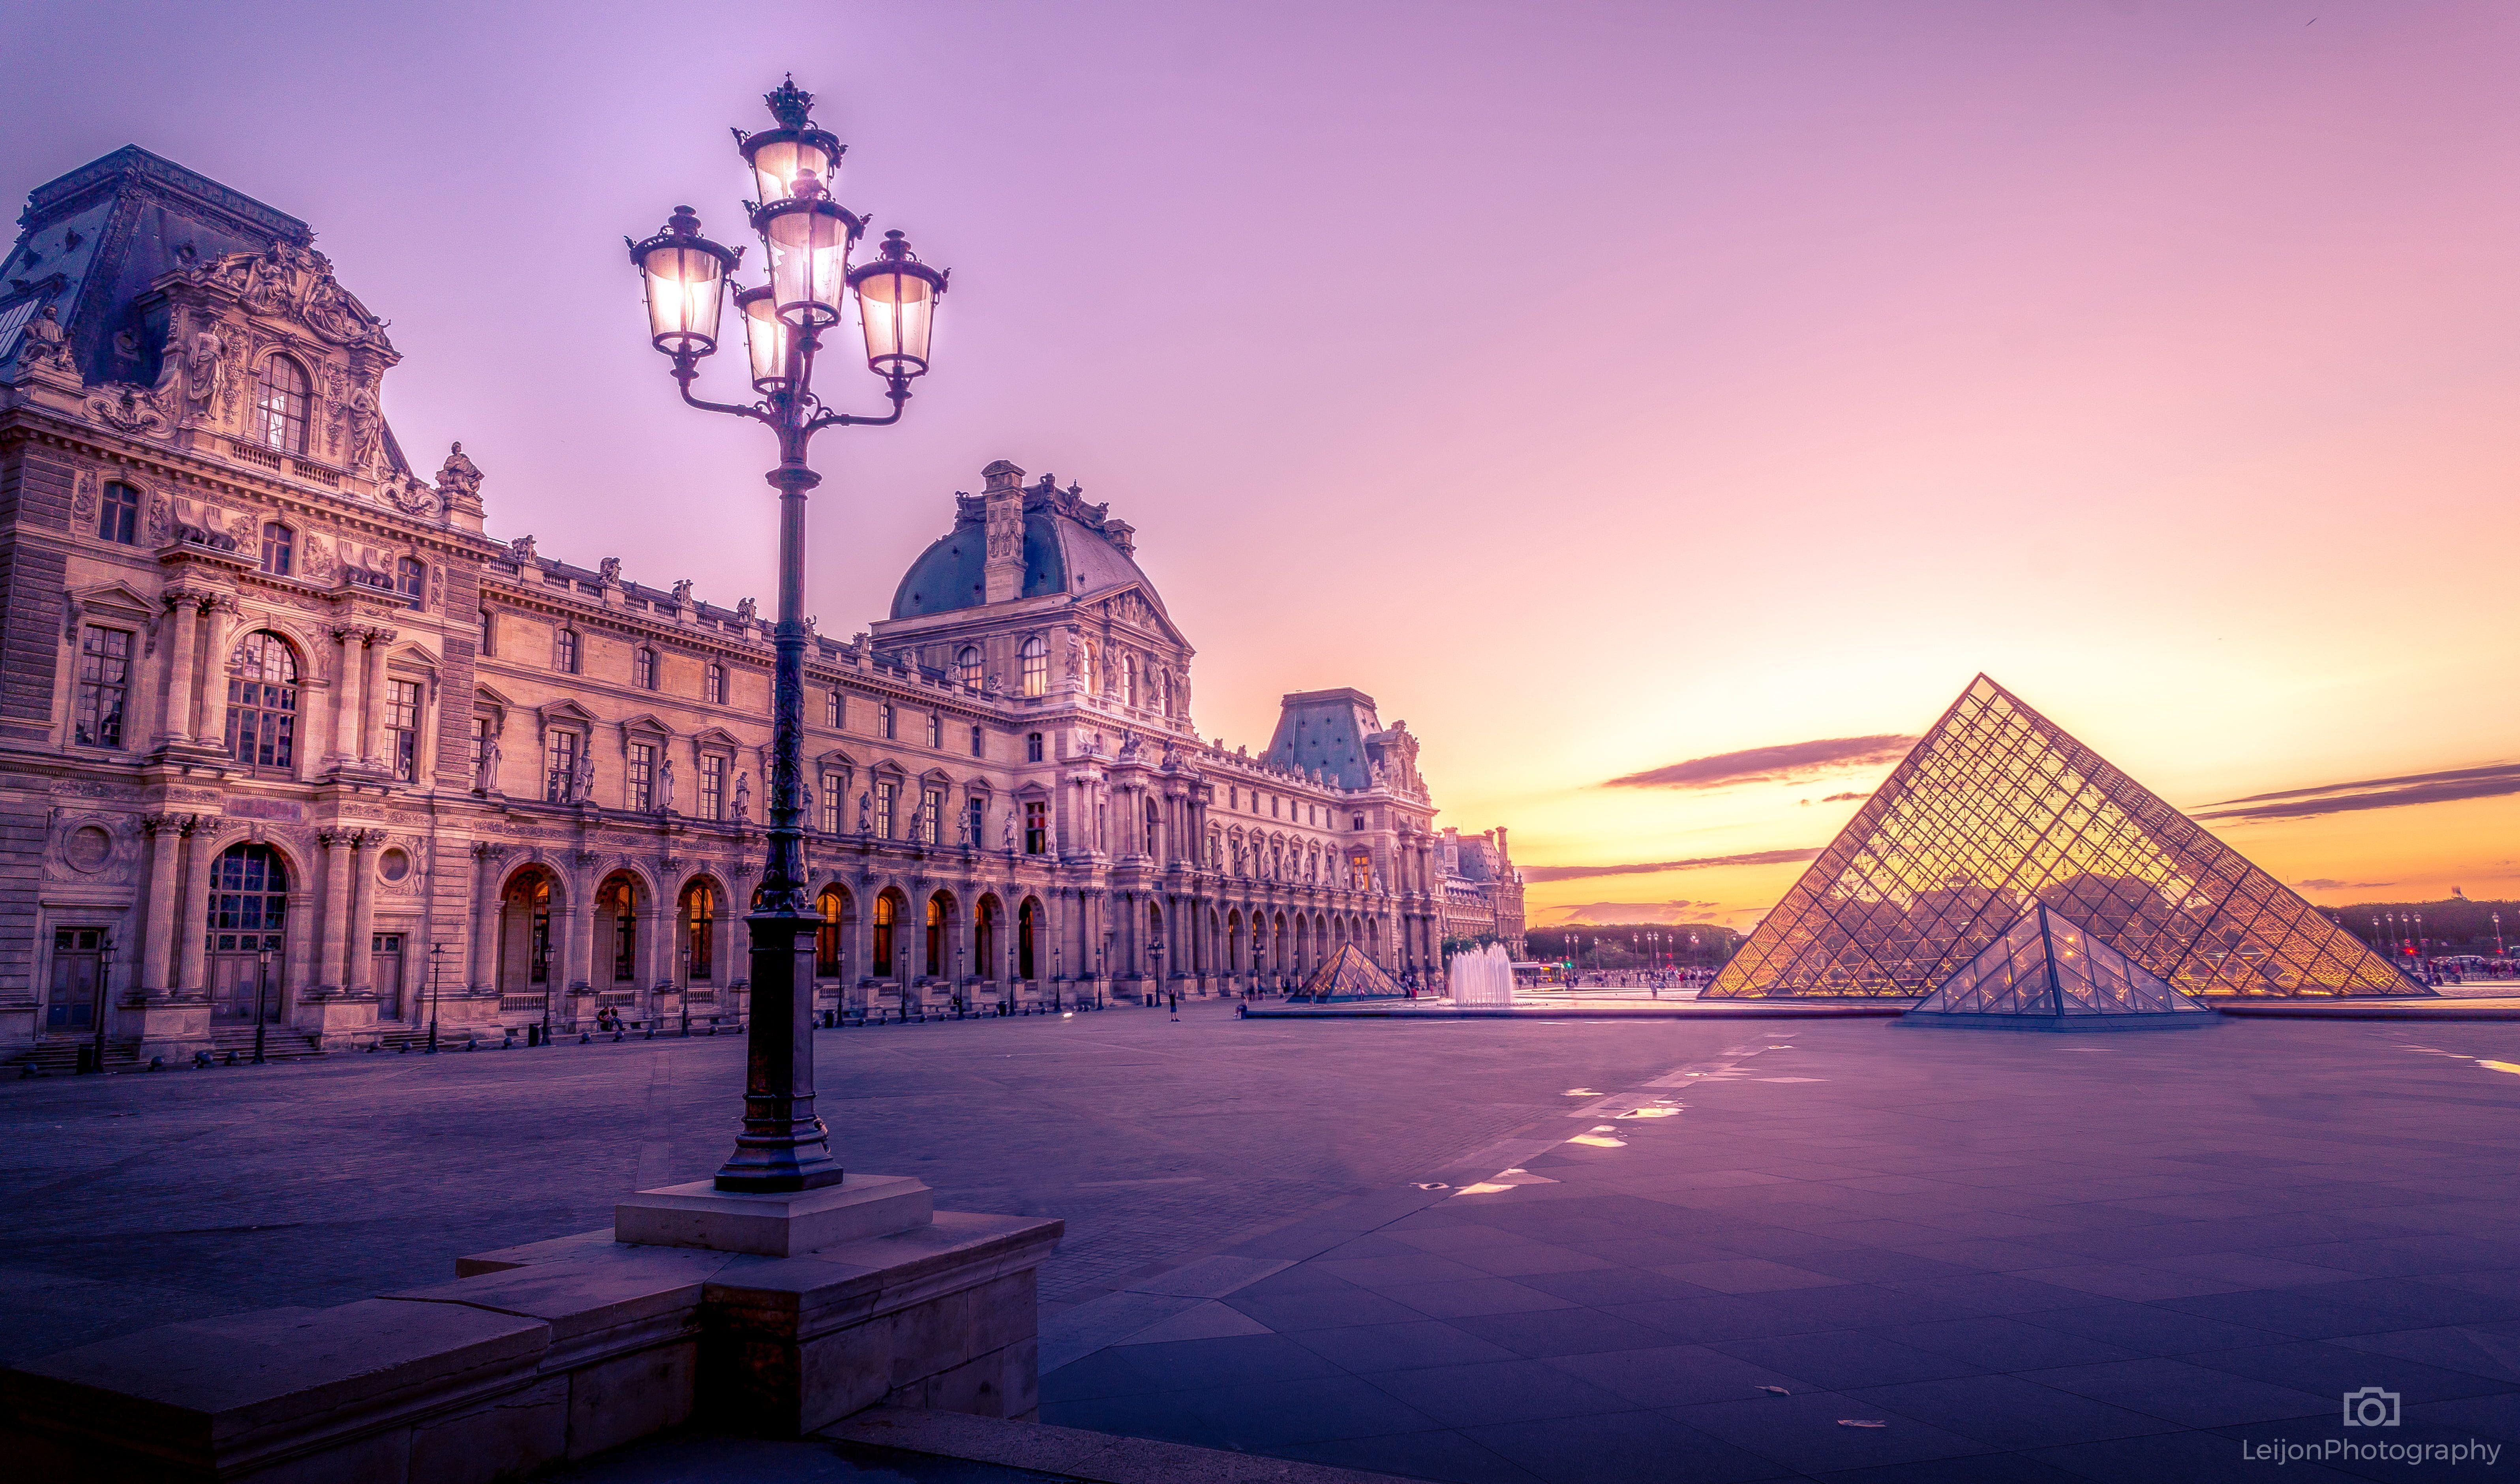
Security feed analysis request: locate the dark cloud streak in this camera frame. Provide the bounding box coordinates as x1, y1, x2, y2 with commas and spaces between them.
1605, 735, 1916, 790
2199, 763, 2520, 822
1524, 848, 1822, 883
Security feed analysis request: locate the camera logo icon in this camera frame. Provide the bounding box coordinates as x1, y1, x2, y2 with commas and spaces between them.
2342, 1387, 2400, 1428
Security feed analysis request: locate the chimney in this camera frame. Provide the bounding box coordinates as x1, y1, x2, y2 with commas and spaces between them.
1441, 826, 1460, 876
1492, 826, 1509, 863
981, 460, 1025, 604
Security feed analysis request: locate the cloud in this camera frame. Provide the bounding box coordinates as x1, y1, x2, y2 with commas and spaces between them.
1604, 735, 1916, 791
1820, 791, 1869, 803
1523, 848, 1822, 883
2295, 878, 2397, 891
2197, 762, 2520, 823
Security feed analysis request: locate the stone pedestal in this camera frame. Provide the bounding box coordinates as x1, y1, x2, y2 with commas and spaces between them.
1, 1177, 1061, 1481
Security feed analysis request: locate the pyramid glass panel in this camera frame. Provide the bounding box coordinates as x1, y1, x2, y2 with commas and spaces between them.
1907, 904, 2217, 1025
1708, 676, 2426, 999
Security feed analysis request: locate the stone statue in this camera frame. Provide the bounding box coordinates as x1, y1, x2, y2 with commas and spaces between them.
437, 443, 483, 503
961, 806, 978, 848
734, 771, 752, 824
1064, 628, 1083, 677
180, 319, 224, 412
19, 304, 69, 370
475, 731, 501, 792
509, 533, 536, 563
599, 556, 622, 584
1118, 730, 1141, 761
671, 578, 693, 605
736, 597, 758, 623
572, 748, 594, 803
343, 381, 380, 467
1002, 808, 1017, 851
857, 792, 872, 834
657, 756, 676, 814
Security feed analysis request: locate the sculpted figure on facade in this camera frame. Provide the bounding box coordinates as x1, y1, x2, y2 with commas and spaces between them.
177, 317, 225, 415
437, 443, 484, 504
599, 557, 622, 585
736, 597, 758, 623
733, 772, 751, 824
508, 533, 535, 563
858, 792, 872, 834
657, 756, 676, 814
17, 304, 71, 373
572, 748, 595, 803
475, 731, 501, 792
670, 578, 693, 605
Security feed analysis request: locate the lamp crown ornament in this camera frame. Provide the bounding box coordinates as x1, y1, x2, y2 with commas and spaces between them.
766, 74, 814, 129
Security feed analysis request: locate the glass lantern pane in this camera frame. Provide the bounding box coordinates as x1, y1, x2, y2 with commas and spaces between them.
765, 207, 851, 327
641, 243, 723, 349
857, 268, 936, 375
750, 137, 837, 204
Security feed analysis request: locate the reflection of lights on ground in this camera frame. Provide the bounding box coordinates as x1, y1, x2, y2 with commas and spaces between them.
1453, 1167, 1557, 1196
2480, 1060, 2520, 1076
1563, 1088, 1598, 1096
1569, 1125, 1627, 1147
1617, 1107, 1680, 1118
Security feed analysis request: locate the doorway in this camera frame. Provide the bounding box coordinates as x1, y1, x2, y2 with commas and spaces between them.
46, 927, 104, 1032
372, 932, 405, 1019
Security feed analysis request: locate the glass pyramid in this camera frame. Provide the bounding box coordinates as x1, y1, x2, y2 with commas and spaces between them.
1905, 903, 2216, 1025
1706, 676, 2426, 999
1293, 943, 1406, 1002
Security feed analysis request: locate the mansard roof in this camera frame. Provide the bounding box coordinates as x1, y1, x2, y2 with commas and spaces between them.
1265, 688, 1383, 790
889, 471, 1165, 622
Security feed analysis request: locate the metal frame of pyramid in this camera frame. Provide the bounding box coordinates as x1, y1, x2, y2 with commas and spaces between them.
1706, 676, 2428, 999
1293, 943, 1406, 1002
1901, 903, 2219, 1030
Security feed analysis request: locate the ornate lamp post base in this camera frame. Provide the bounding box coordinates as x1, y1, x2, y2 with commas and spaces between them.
715, 908, 844, 1191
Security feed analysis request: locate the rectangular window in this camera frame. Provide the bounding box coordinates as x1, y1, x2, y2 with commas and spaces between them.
970, 724, 985, 758
826, 690, 843, 728
966, 796, 984, 846
385, 679, 421, 780
1025, 800, 1048, 855
875, 779, 897, 838
259, 524, 292, 576
629, 742, 656, 811
820, 771, 844, 834
99, 484, 139, 544
706, 663, 726, 704
73, 626, 130, 749
1272, 795, 1280, 818
545, 730, 578, 803
927, 713, 943, 750
1026, 731, 1044, 763
879, 702, 895, 740
634, 648, 656, 689
701, 754, 726, 820
555, 628, 578, 673
921, 786, 944, 845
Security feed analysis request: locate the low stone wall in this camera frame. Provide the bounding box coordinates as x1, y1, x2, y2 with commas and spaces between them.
2, 1204, 1060, 1482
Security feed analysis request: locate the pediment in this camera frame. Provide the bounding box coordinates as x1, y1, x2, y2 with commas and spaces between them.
691, 725, 744, 750
64, 580, 161, 640
619, 711, 677, 739
1088, 584, 1185, 645
814, 747, 858, 769
536, 698, 599, 726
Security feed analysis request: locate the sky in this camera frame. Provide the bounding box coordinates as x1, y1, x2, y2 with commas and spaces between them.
7, 2, 2517, 929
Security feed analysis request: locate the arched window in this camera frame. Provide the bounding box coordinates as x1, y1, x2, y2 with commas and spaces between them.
1350, 850, 1372, 891
957, 645, 982, 689
633, 647, 657, 689
1019, 636, 1047, 698
225, 631, 299, 773
1017, 898, 1040, 980
253, 356, 310, 453
209, 842, 290, 1021
826, 689, 843, 727
259, 523, 293, 576
554, 628, 579, 673
598, 874, 639, 982
926, 712, 943, 750
99, 482, 139, 544
925, 894, 948, 977
682, 880, 717, 981
506, 871, 554, 985
975, 897, 998, 980
873, 892, 900, 979
816, 886, 847, 978
705, 662, 726, 704
396, 557, 425, 602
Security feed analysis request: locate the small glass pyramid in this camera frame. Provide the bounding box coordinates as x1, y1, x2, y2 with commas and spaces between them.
1292, 943, 1406, 1002
1708, 676, 2424, 998
1904, 904, 2217, 1028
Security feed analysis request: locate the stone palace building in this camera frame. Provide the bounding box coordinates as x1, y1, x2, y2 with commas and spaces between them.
0, 146, 1522, 1062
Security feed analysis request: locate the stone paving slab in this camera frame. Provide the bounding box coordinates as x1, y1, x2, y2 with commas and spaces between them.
1039, 1021, 2520, 1482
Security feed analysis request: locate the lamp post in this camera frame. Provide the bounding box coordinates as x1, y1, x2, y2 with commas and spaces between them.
629, 77, 948, 1194
82, 933, 116, 1075
251, 942, 272, 1065
427, 942, 445, 1054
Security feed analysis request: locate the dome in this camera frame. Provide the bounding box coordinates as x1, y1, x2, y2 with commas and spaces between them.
889, 477, 1166, 620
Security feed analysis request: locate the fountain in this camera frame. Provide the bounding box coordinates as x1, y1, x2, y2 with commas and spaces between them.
1449, 942, 1515, 1008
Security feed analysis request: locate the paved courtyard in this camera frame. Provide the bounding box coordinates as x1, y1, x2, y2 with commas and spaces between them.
5, 1008, 2519, 1483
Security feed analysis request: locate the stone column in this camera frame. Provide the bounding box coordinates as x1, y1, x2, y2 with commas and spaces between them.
175, 820, 216, 994
315, 832, 351, 994
156, 596, 202, 746
563, 857, 596, 1013
139, 814, 186, 996
359, 628, 396, 769
195, 597, 239, 746
469, 842, 503, 992
345, 833, 379, 995
329, 627, 365, 764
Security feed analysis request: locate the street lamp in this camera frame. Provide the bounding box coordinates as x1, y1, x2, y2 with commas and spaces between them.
81, 933, 116, 1075
427, 942, 445, 1054
251, 941, 273, 1065
628, 75, 949, 1194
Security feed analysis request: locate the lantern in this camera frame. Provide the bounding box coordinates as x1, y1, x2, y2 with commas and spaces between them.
847, 230, 948, 379
738, 76, 846, 207
627, 206, 737, 355
755, 195, 863, 330
737, 285, 795, 390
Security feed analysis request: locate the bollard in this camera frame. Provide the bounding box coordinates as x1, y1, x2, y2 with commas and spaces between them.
148, 1056, 164, 1072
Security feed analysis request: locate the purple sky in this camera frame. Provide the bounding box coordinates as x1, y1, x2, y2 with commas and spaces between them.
10, 2, 2520, 922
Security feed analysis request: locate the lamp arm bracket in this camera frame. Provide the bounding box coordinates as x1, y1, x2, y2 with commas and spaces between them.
807, 379, 914, 432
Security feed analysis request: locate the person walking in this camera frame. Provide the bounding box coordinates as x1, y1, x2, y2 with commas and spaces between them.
1168, 989, 1180, 1021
